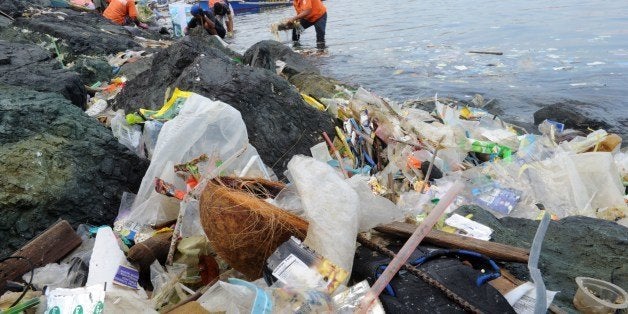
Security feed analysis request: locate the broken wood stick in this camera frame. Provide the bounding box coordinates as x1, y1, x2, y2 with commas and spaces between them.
469, 51, 503, 55
0, 220, 82, 294
375, 221, 529, 263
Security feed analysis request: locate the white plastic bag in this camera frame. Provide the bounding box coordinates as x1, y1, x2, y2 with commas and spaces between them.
346, 175, 404, 231
130, 94, 266, 226
288, 156, 359, 278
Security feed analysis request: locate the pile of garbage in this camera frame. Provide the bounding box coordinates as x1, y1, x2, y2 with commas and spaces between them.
1, 4, 626, 312
2, 73, 626, 312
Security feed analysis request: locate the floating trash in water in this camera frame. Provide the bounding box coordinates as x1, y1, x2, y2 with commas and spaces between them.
454, 65, 468, 71
586, 61, 606, 66
570, 82, 588, 87
553, 66, 574, 71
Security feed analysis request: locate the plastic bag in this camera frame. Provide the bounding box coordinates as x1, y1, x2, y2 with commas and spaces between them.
197, 280, 257, 313
130, 93, 266, 226
26, 263, 71, 290
346, 175, 404, 231
111, 110, 143, 156
287, 155, 359, 278
150, 261, 187, 309
141, 120, 163, 160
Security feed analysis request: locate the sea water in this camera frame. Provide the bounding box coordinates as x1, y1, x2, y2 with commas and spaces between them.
228, 0, 628, 133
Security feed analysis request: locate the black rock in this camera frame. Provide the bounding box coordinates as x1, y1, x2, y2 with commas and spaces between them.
243, 40, 319, 78
533, 101, 616, 135
0, 0, 50, 17
0, 85, 148, 257
0, 39, 86, 107
114, 36, 334, 176
455, 205, 628, 312
11, 9, 146, 61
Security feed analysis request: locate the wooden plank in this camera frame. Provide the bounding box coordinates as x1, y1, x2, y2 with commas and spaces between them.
0, 220, 82, 294
375, 221, 529, 263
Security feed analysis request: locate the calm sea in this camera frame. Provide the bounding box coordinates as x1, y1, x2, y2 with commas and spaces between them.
227, 0, 628, 132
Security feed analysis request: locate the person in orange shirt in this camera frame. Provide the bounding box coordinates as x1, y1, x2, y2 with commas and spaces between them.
285, 0, 327, 49
103, 0, 148, 29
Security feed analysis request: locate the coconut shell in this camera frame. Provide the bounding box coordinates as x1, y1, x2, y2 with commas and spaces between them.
200, 180, 308, 279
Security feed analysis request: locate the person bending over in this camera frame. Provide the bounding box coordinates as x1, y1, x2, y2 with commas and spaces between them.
210, 0, 234, 37
285, 0, 327, 49
185, 4, 226, 39
103, 0, 148, 29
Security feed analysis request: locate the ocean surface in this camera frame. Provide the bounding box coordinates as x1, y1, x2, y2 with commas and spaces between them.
227, 0, 628, 130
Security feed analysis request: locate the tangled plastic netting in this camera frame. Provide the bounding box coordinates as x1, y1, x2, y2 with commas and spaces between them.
200, 179, 308, 279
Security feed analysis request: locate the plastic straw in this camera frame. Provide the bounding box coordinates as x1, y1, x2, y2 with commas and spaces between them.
357, 181, 464, 312
322, 131, 350, 178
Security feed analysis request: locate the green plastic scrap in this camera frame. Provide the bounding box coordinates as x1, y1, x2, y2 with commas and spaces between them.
0, 297, 40, 314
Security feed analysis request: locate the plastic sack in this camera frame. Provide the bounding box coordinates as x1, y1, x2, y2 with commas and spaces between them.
46, 284, 105, 314
130, 93, 265, 226
111, 110, 143, 156
518, 152, 624, 218
198, 280, 257, 313
267, 184, 304, 216
141, 120, 163, 160
26, 263, 71, 290
287, 155, 359, 278
104, 290, 157, 314
150, 261, 187, 309
346, 175, 404, 231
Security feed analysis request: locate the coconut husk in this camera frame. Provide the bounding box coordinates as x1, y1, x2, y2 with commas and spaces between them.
215, 176, 286, 198
200, 180, 308, 279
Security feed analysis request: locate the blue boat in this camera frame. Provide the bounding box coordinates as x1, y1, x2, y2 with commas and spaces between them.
199, 0, 293, 15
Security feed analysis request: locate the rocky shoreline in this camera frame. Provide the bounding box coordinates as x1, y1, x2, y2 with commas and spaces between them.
1, 3, 626, 312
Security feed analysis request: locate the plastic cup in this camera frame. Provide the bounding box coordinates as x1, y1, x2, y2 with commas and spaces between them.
573, 277, 628, 314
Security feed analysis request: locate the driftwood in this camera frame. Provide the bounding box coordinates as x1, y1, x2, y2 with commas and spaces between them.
375, 221, 529, 263
0, 220, 82, 294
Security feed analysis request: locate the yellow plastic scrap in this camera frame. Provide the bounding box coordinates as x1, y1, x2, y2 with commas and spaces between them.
301, 93, 326, 111
139, 88, 192, 121
335, 126, 356, 161
459, 106, 472, 119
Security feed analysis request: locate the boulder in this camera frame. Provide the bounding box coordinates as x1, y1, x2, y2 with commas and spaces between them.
534, 101, 628, 133
114, 36, 334, 176
0, 85, 148, 257
0, 39, 86, 107
0, 0, 50, 17
455, 206, 628, 312
243, 40, 319, 78
10, 9, 152, 61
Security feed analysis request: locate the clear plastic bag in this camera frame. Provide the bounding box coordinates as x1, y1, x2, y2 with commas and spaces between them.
130, 94, 267, 226
141, 120, 164, 160
287, 156, 359, 278
346, 175, 404, 231
111, 110, 143, 156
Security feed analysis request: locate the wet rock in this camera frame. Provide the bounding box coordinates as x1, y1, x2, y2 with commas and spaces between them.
243, 40, 319, 78
0, 85, 148, 257
455, 205, 628, 312
11, 9, 146, 61
289, 72, 355, 100
114, 36, 334, 176
0, 0, 50, 17
533, 101, 613, 134
0, 39, 86, 107
117, 54, 153, 81
70, 55, 112, 84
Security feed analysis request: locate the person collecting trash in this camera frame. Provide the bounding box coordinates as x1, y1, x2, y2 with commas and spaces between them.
103, 0, 148, 29
209, 0, 235, 38
283, 0, 327, 49
184, 4, 226, 39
